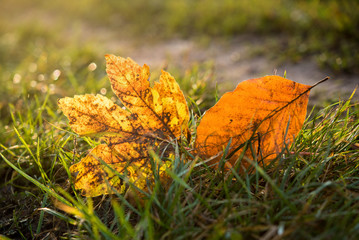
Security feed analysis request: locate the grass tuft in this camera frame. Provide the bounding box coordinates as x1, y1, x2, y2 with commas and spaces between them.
0, 1, 358, 236
2, 84, 358, 238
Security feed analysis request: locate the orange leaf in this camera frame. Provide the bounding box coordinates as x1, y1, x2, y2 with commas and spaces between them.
195, 75, 311, 171
58, 55, 189, 196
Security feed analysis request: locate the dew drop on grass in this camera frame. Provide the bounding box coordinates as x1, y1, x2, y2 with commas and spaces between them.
49, 84, 56, 94
52, 69, 61, 80
32, 133, 38, 140
41, 85, 48, 93
13, 73, 21, 84
88, 62, 97, 71
38, 74, 45, 81
30, 80, 37, 88
278, 222, 285, 235
100, 88, 107, 95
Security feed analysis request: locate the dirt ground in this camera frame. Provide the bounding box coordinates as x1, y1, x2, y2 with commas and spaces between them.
98, 33, 358, 104
72, 19, 357, 103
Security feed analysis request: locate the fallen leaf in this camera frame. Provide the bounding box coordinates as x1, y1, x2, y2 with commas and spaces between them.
58, 55, 189, 197
195, 75, 311, 171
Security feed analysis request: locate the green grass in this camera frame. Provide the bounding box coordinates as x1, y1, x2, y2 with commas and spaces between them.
1, 0, 359, 239
1, 51, 359, 238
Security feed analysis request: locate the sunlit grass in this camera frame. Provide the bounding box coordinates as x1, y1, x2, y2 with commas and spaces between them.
1, 0, 359, 238
0, 39, 358, 238
1, 85, 358, 238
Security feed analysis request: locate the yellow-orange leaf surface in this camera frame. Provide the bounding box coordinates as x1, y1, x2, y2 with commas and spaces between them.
58, 55, 189, 197
195, 76, 311, 171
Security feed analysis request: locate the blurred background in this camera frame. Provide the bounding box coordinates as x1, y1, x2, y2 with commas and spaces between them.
0, 0, 358, 119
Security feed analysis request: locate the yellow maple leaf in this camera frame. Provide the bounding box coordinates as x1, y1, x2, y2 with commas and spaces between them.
58, 55, 189, 197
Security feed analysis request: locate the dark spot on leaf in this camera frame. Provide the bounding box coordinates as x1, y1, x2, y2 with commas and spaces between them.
131, 113, 138, 120
69, 117, 76, 124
